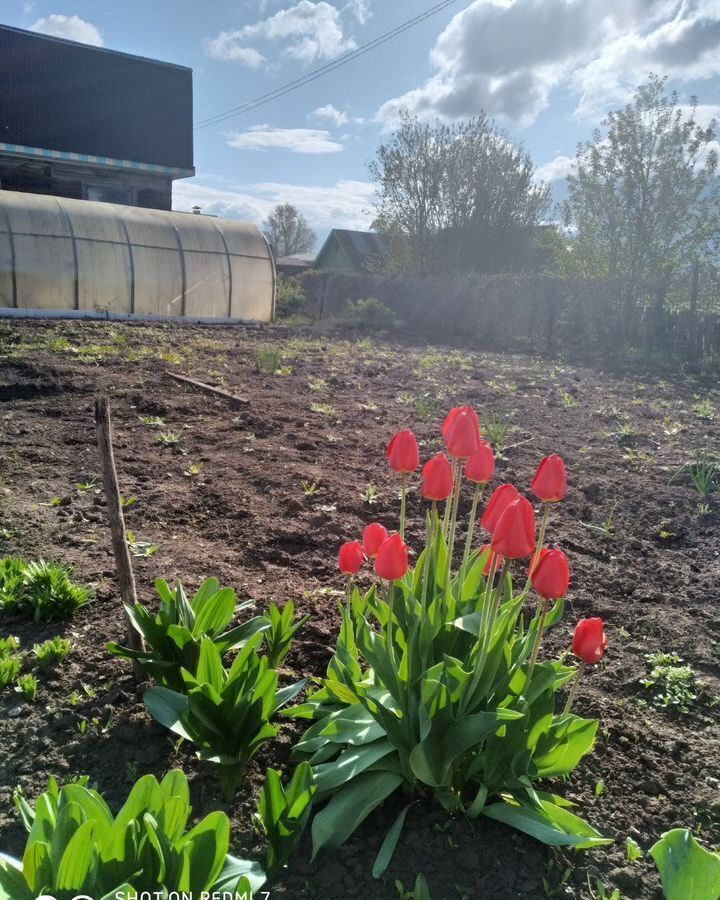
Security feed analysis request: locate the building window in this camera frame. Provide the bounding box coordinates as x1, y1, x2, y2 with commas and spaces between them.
84, 184, 133, 205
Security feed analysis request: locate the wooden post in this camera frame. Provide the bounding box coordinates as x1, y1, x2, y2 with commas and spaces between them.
95, 396, 146, 680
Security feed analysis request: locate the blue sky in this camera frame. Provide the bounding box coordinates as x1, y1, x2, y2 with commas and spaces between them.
5, 0, 720, 248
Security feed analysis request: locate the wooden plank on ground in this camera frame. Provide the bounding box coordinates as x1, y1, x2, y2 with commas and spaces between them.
166, 371, 250, 406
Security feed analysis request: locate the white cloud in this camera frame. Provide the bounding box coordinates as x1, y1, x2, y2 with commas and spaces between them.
310, 103, 349, 126
535, 154, 576, 183
378, 0, 720, 126
226, 125, 344, 153
345, 0, 371, 24
173, 178, 374, 230
205, 1, 356, 65
29, 13, 103, 46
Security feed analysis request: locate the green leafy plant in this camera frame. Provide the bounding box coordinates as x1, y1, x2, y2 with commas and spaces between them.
156, 430, 181, 448
641, 652, 697, 713
692, 397, 715, 419
344, 296, 397, 331
671, 451, 719, 498
139, 415, 165, 426
0, 634, 21, 658
650, 828, 720, 900
184, 461, 203, 477
311, 401, 336, 417
0, 654, 22, 688
0, 558, 92, 622
108, 577, 269, 691
255, 762, 317, 874
15, 673, 38, 702
33, 636, 71, 674
255, 343, 282, 373
481, 407, 512, 457
396, 874, 431, 899
126, 531, 158, 558
262, 600, 309, 668
582, 501, 619, 539
0, 770, 265, 898
302, 480, 319, 496
144, 635, 306, 799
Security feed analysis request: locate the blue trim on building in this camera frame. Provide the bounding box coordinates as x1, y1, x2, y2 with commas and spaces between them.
0, 142, 194, 178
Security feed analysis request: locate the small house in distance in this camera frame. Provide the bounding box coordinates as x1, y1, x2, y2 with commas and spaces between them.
0, 24, 194, 210
275, 254, 315, 278
314, 229, 389, 273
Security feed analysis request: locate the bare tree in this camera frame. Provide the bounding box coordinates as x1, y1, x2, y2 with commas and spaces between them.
564, 75, 719, 310
263, 204, 316, 257
368, 112, 551, 274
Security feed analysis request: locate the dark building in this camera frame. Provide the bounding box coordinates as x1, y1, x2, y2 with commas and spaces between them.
0, 24, 194, 210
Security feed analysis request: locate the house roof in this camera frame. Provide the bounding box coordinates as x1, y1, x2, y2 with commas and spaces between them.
317, 229, 389, 269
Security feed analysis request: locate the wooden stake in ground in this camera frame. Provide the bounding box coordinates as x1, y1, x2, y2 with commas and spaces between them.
95, 395, 146, 681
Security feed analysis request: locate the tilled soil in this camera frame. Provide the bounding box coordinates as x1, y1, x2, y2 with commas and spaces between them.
0, 318, 718, 899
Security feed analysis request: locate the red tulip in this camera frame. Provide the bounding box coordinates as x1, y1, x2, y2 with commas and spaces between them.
387, 429, 419, 474
442, 406, 481, 458
338, 540, 365, 575
422, 452, 454, 501
531, 548, 570, 598
491, 496, 536, 559
481, 484, 520, 533
375, 533, 409, 580
478, 543, 503, 576
362, 523, 389, 559
466, 440, 495, 484
531, 454, 567, 502
572, 618, 608, 665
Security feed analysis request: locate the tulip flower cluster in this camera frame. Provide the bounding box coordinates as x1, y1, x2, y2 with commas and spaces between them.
297, 405, 611, 865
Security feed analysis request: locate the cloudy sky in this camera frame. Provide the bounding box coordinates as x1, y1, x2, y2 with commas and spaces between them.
6, 0, 720, 246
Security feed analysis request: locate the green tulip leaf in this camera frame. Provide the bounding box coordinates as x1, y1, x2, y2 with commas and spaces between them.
650, 828, 720, 900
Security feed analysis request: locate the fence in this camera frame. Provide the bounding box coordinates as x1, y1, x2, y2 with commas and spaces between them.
295, 267, 720, 361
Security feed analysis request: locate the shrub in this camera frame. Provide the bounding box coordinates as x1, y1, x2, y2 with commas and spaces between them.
0, 557, 92, 622
144, 635, 306, 800
108, 577, 269, 690
0, 770, 266, 898
343, 297, 397, 331
33, 636, 71, 674
275, 275, 309, 319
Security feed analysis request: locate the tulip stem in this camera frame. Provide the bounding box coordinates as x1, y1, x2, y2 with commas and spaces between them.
461, 556, 505, 714
563, 661, 586, 715
462, 483, 485, 570
446, 459, 464, 584
345, 576, 353, 614
526, 597, 551, 685
524, 503, 550, 594
421, 502, 437, 617
399, 474, 408, 541
385, 579, 396, 667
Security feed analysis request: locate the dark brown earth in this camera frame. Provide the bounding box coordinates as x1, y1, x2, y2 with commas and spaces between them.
0, 318, 718, 900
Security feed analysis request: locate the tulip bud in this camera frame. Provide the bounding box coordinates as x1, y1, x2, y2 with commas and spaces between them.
362, 523, 389, 559
422, 452, 454, 501
481, 484, 520, 533
387, 429, 420, 474
375, 533, 409, 581
442, 406, 481, 459
478, 543, 503, 576
572, 618, 608, 665
491, 496, 536, 559
338, 540, 365, 575
531, 548, 570, 599
531, 454, 567, 502
466, 440, 495, 484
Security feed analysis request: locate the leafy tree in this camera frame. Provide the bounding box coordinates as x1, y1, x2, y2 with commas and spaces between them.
368, 112, 551, 274
564, 75, 720, 310
262, 204, 316, 258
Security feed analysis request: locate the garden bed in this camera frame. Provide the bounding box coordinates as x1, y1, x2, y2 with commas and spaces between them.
0, 318, 718, 899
